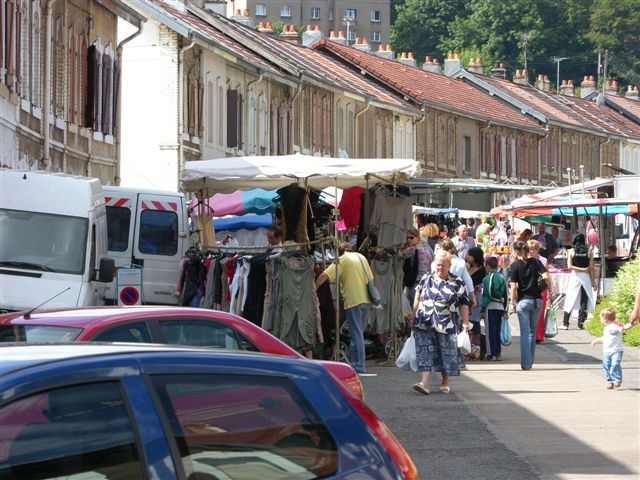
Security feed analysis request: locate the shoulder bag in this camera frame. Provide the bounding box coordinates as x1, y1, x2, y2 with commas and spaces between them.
357, 255, 381, 306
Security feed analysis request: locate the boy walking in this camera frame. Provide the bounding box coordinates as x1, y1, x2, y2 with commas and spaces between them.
481, 257, 508, 361
591, 308, 635, 389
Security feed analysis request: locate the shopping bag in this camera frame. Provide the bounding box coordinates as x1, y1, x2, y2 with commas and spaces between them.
500, 317, 512, 346
457, 329, 471, 354
395, 333, 418, 371
544, 308, 558, 338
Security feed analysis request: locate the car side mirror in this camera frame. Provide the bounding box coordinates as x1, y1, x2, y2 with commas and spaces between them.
97, 257, 116, 282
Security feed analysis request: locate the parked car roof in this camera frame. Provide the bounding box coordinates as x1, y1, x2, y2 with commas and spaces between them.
0, 306, 364, 399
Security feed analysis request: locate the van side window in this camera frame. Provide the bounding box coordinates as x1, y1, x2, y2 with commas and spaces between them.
0, 382, 144, 479
107, 206, 131, 252
139, 210, 178, 256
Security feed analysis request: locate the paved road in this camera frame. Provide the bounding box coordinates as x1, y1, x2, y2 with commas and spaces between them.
359, 315, 640, 480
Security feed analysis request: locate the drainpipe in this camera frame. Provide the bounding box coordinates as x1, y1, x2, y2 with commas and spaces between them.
537, 127, 549, 185
412, 101, 427, 161
599, 136, 612, 177
42, 0, 56, 170
479, 121, 493, 180
354, 99, 371, 157
290, 71, 304, 150
114, 17, 145, 185
178, 35, 196, 190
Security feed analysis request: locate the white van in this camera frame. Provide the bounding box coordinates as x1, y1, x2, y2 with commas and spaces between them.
103, 187, 188, 305
0, 171, 115, 312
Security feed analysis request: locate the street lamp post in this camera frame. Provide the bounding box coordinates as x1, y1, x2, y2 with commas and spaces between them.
551, 56, 569, 92
343, 17, 351, 45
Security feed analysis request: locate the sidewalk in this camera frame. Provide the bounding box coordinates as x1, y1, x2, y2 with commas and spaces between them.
453, 313, 640, 479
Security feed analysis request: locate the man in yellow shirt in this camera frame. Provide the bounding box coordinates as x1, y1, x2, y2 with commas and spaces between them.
316, 242, 373, 374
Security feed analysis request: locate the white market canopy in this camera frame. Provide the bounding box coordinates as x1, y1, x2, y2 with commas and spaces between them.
180, 154, 420, 193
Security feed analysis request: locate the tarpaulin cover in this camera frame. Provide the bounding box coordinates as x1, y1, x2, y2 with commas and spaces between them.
190, 189, 279, 216
180, 154, 420, 193
505, 197, 639, 217
213, 213, 274, 232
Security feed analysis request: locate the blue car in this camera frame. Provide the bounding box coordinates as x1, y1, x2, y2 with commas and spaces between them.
0, 344, 417, 480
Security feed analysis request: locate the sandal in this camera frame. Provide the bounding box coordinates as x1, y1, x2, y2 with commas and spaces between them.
413, 383, 430, 395
439, 385, 451, 394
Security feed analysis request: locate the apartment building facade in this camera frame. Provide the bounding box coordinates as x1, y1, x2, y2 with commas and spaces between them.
224, 0, 390, 46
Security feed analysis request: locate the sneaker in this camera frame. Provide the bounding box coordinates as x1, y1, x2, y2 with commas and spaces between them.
561, 325, 569, 330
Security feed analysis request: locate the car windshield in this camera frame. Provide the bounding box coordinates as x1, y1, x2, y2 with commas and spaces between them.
0, 209, 88, 274
0, 325, 82, 343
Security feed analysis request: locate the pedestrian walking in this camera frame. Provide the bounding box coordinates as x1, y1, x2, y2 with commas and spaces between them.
482, 256, 507, 361
411, 251, 471, 395
562, 233, 596, 330
509, 240, 548, 371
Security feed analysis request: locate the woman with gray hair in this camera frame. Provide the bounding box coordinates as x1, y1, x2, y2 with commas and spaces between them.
411, 251, 471, 395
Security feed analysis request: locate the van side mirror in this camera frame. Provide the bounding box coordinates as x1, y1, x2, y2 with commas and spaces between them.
97, 257, 116, 282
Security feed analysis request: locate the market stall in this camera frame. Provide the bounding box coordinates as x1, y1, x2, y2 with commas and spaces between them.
180, 154, 420, 361
501, 195, 639, 298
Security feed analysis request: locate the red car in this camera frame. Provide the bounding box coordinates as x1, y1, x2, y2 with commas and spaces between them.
0, 306, 363, 399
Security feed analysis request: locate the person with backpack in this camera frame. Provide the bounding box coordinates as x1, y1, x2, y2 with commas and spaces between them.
482, 256, 508, 361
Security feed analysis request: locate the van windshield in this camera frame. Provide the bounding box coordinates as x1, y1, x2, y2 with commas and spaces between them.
0, 209, 88, 275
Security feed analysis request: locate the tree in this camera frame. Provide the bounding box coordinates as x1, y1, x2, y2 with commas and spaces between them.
390, 0, 466, 62
586, 0, 640, 85
439, 0, 545, 74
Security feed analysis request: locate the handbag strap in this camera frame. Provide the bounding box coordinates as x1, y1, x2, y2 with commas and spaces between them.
357, 255, 373, 281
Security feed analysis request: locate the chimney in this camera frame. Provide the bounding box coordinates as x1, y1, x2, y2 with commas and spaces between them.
467, 57, 484, 75
231, 8, 253, 27
302, 24, 322, 47
535, 74, 551, 92
329, 30, 348, 45
398, 52, 416, 67
258, 22, 275, 35
626, 85, 639, 101
559, 79, 575, 96
513, 69, 529, 85
422, 56, 442, 74
279, 24, 300, 45
605, 80, 619, 96
580, 75, 596, 98
375, 44, 394, 60
490, 63, 507, 79
444, 52, 462, 77
353, 37, 371, 53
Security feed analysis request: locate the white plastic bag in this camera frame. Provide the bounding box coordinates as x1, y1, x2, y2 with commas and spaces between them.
395, 333, 418, 372
457, 329, 471, 354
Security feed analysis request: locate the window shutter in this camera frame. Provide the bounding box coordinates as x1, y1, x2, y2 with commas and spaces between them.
226, 89, 238, 148
198, 78, 204, 138
112, 62, 120, 135
101, 52, 112, 134
85, 45, 97, 128
237, 92, 243, 149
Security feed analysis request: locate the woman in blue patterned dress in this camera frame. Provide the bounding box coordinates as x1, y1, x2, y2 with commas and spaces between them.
411, 251, 471, 395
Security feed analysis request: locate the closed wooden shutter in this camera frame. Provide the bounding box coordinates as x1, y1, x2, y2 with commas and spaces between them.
227, 89, 238, 148
85, 45, 97, 128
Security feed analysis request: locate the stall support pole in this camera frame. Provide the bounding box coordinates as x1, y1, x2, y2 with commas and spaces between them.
332, 177, 343, 362
597, 207, 605, 297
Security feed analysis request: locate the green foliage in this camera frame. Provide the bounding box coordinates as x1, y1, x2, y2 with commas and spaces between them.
390, 0, 466, 62
271, 22, 286, 34
439, 0, 545, 71
391, 0, 640, 88
589, 256, 640, 347
586, 0, 640, 82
